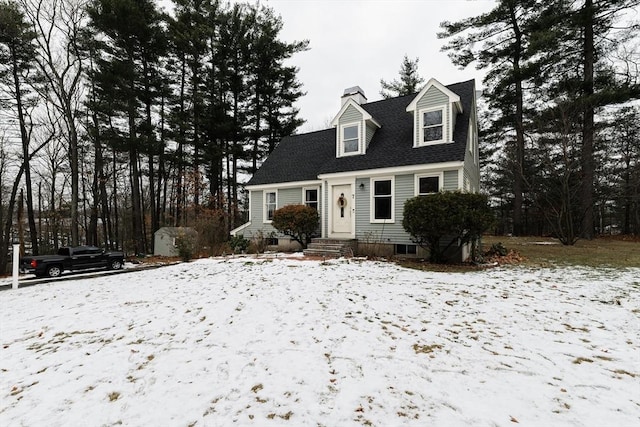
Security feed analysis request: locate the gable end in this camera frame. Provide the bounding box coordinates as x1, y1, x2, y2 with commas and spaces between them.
406, 78, 463, 148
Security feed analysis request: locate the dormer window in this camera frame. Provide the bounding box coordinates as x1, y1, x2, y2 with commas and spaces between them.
342, 123, 360, 154
331, 87, 381, 159
421, 108, 444, 143
406, 78, 462, 148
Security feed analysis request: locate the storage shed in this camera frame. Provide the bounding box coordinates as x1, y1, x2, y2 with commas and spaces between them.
153, 227, 198, 257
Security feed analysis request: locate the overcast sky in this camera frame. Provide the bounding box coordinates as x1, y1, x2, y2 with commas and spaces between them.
160, 0, 497, 133
254, 0, 496, 133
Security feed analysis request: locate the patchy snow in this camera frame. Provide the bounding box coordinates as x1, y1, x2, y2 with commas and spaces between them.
1, 257, 639, 427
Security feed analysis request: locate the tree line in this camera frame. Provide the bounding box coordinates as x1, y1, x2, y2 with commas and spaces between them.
2, 0, 639, 277
0, 0, 307, 272
438, 0, 640, 243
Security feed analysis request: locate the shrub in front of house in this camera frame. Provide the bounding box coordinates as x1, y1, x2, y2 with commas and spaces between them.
271, 204, 319, 250
229, 234, 250, 254
402, 192, 494, 263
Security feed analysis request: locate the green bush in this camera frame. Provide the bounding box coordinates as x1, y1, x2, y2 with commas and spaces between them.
271, 204, 319, 249
402, 192, 494, 263
229, 234, 250, 254
175, 232, 196, 261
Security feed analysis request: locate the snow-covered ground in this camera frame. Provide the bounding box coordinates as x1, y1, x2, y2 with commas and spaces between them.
1, 256, 639, 426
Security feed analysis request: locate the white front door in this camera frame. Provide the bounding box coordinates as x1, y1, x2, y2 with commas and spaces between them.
331, 184, 353, 235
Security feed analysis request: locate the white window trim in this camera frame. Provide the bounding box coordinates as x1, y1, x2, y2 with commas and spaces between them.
468, 120, 479, 165
415, 172, 444, 196
417, 106, 446, 147
338, 122, 361, 157
263, 190, 277, 223
370, 176, 395, 223
302, 186, 320, 210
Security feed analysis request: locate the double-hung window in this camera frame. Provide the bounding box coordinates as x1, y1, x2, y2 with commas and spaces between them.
420, 107, 444, 144
371, 177, 394, 222
304, 188, 319, 210
264, 191, 277, 222
342, 123, 359, 154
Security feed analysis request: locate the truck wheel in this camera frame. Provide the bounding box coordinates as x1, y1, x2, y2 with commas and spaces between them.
110, 260, 123, 270
47, 265, 62, 278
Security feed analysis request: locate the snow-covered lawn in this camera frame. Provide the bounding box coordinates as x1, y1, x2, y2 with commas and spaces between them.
1, 256, 639, 426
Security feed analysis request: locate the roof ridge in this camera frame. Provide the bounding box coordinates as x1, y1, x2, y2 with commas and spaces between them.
286, 127, 334, 139
286, 79, 476, 138
358, 78, 475, 108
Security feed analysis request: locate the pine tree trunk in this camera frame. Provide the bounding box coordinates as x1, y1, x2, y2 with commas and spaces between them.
509, 1, 526, 236
88, 112, 101, 246
112, 147, 119, 249
581, 0, 595, 239
192, 54, 201, 208
129, 146, 144, 254
69, 117, 80, 247
175, 59, 187, 226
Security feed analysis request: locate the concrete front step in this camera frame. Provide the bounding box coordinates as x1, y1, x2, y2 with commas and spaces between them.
307, 243, 345, 250
302, 248, 343, 258
311, 238, 357, 245
303, 239, 357, 258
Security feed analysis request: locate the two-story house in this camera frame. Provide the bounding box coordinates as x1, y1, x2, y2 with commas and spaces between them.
232, 77, 479, 259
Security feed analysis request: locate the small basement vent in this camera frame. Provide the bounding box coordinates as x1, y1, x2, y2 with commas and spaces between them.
395, 244, 417, 256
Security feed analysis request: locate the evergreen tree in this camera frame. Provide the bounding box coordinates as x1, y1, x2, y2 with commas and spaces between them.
86, 0, 166, 254
608, 106, 640, 235
248, 5, 307, 170
529, 0, 640, 239
379, 54, 424, 99
439, 0, 538, 236
167, 0, 211, 215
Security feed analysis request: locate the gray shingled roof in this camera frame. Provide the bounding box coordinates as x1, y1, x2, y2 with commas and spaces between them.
247, 79, 475, 186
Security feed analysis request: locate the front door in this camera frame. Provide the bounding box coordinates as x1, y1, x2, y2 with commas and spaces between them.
331, 184, 353, 235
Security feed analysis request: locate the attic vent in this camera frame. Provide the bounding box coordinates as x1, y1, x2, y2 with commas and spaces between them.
341, 86, 367, 106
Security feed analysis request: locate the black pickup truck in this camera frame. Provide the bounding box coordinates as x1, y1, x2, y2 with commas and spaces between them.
20, 246, 125, 278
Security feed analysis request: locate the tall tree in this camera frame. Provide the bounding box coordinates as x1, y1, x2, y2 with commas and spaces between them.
608, 106, 640, 235
0, 0, 41, 256
247, 5, 307, 172
166, 0, 216, 224
527, 0, 640, 239
379, 54, 425, 99
439, 0, 538, 236
86, 0, 166, 254
21, 0, 88, 247
218, 2, 253, 226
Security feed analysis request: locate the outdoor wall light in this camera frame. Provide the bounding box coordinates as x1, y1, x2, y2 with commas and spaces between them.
359, 183, 365, 190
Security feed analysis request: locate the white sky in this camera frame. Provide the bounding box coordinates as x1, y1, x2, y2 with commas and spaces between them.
255, 0, 496, 132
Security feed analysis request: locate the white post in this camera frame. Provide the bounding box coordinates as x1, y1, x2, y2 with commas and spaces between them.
12, 243, 20, 290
